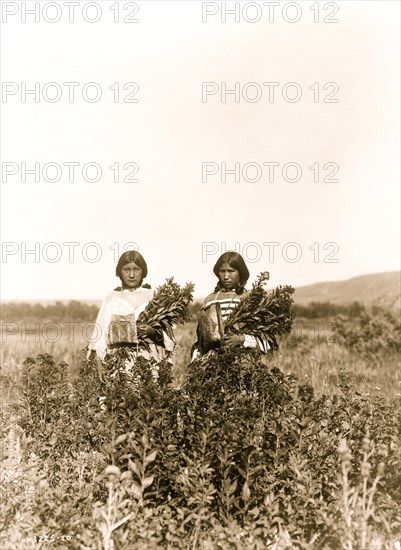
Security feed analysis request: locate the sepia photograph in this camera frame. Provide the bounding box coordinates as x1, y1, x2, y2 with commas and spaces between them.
1, 1, 400, 548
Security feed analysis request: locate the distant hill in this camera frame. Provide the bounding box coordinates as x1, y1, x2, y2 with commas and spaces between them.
2, 272, 400, 311
294, 271, 400, 308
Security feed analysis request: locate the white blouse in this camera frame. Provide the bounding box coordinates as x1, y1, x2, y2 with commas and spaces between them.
89, 287, 174, 360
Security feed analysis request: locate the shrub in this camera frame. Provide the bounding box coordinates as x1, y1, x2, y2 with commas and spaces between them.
334, 306, 401, 356
7, 337, 401, 548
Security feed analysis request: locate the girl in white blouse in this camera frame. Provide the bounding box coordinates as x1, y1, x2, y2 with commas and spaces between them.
88, 250, 174, 363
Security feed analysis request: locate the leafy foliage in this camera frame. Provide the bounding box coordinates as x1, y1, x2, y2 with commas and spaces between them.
333, 305, 401, 356
137, 278, 194, 347
224, 271, 295, 350
1, 307, 400, 548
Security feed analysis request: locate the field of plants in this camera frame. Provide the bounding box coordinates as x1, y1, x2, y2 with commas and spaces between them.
0, 300, 400, 549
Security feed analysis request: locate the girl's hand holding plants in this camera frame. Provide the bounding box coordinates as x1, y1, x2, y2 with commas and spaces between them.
138, 324, 156, 338
223, 334, 245, 347
87, 349, 97, 361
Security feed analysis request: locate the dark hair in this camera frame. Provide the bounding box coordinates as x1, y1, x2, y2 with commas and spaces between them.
213, 251, 249, 294
115, 250, 148, 280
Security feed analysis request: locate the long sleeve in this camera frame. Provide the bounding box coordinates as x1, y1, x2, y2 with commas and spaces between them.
162, 327, 175, 352
243, 334, 270, 353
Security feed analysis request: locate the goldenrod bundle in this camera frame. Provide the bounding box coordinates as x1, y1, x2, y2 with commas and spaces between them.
224, 272, 295, 351
137, 278, 194, 348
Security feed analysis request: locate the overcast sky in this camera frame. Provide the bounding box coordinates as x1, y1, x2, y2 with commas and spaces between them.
1, 0, 399, 300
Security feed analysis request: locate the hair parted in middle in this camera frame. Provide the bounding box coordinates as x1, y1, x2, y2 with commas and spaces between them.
213, 251, 249, 294
115, 250, 148, 280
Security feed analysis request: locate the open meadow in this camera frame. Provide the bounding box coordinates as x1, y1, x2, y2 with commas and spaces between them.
1, 304, 400, 549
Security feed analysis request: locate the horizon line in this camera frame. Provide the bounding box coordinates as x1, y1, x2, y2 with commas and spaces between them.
1, 269, 399, 303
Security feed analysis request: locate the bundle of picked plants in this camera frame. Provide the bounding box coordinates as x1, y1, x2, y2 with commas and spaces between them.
224, 271, 295, 351
137, 277, 194, 350
101, 278, 194, 403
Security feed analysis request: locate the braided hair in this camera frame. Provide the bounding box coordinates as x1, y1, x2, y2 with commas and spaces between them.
213, 251, 249, 295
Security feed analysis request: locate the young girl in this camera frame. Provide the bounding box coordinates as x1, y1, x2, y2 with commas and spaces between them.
88, 250, 175, 365
191, 252, 270, 359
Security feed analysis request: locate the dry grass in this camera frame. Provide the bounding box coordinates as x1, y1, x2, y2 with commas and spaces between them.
1, 316, 400, 549
2, 319, 400, 400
